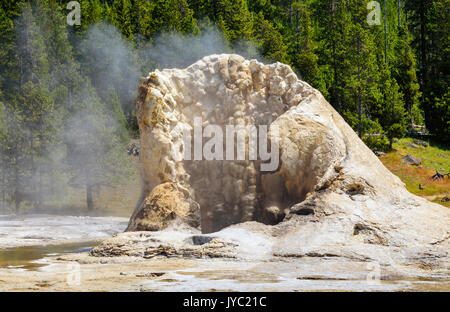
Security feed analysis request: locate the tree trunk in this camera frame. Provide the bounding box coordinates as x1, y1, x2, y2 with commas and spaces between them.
384, 0, 388, 64
357, 33, 362, 137
405, 0, 407, 24
14, 151, 19, 214
419, 2, 426, 88
1, 154, 5, 213
29, 129, 35, 210
68, 84, 72, 110
289, 0, 293, 26
86, 183, 94, 211
295, 7, 300, 55
330, 0, 339, 111
36, 165, 42, 212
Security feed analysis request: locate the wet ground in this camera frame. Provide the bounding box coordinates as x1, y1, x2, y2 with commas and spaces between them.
1, 254, 448, 292
0, 214, 128, 248
0, 241, 97, 271
0, 214, 448, 292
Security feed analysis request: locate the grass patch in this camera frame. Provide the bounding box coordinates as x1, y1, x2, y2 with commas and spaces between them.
379, 138, 450, 208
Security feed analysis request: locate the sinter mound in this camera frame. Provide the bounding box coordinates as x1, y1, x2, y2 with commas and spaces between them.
93, 55, 448, 273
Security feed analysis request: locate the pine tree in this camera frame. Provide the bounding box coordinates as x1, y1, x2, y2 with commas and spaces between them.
394, 34, 421, 127
253, 12, 288, 63
289, 1, 323, 93
78, 22, 139, 126
378, 65, 408, 149
215, 0, 253, 42
77, 0, 105, 32
65, 81, 131, 211
19, 81, 57, 210
0, 4, 18, 95
106, 88, 128, 143
8, 2, 52, 212
147, 0, 199, 36
109, 0, 136, 39
0, 100, 7, 212
313, 0, 350, 112
407, 0, 449, 141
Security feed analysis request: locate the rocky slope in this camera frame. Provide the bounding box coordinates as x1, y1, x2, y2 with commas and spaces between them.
94, 54, 448, 275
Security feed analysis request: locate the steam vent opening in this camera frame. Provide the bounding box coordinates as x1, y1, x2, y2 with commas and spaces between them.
127, 54, 340, 234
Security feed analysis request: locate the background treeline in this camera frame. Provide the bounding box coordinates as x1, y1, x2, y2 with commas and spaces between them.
0, 0, 448, 213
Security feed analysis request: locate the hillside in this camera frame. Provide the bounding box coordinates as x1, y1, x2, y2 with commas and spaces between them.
380, 138, 450, 207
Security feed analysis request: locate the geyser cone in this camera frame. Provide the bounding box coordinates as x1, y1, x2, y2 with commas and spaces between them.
128, 54, 320, 233
126, 54, 450, 263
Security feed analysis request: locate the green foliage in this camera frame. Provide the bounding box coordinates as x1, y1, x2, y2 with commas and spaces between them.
288, 1, 323, 91
253, 12, 288, 63
0, 5, 17, 92
0, 2, 131, 212
65, 82, 129, 186
216, 0, 253, 42
0, 0, 448, 212
378, 66, 408, 147
145, 0, 199, 36
407, 0, 449, 142
107, 89, 128, 143
363, 134, 391, 153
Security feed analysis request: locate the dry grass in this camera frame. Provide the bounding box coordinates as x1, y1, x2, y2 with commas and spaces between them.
379, 138, 450, 208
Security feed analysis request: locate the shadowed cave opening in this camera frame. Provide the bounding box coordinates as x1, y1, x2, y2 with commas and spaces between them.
180, 131, 310, 233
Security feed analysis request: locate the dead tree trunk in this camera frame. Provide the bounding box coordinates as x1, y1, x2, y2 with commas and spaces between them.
432, 171, 447, 180
384, 0, 388, 64
14, 141, 20, 214
86, 183, 94, 211
1, 154, 5, 213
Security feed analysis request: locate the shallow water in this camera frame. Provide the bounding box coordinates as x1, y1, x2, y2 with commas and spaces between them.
0, 214, 127, 275
0, 214, 128, 249
0, 241, 98, 271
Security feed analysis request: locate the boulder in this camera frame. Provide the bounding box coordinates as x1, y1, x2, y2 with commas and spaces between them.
374, 151, 386, 157
406, 142, 420, 149
126, 182, 200, 231
402, 154, 421, 166
413, 139, 429, 147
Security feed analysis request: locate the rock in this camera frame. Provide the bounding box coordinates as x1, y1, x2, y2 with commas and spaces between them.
126, 182, 200, 231
35, 280, 54, 288
127, 140, 140, 156
90, 229, 238, 259
374, 151, 386, 157
135, 272, 165, 278
406, 142, 420, 149
402, 154, 421, 166
114, 54, 450, 273
413, 139, 429, 147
